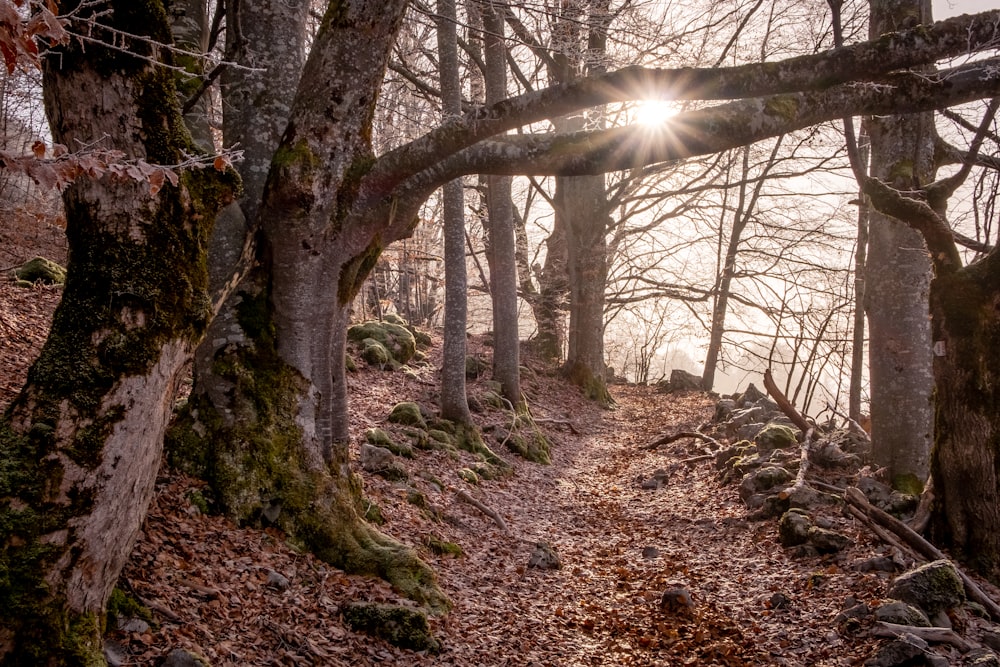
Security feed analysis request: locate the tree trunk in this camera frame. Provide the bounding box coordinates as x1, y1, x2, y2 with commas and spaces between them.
865, 0, 935, 494
437, 0, 472, 424
928, 253, 1000, 582
481, 3, 522, 406
168, 0, 449, 612
0, 1, 237, 662
850, 129, 870, 423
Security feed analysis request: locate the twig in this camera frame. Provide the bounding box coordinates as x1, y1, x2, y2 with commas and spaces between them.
533, 417, 581, 435
644, 430, 721, 451
778, 427, 814, 500
845, 486, 1000, 620
845, 504, 916, 559
454, 488, 510, 535
871, 622, 972, 652
763, 368, 816, 438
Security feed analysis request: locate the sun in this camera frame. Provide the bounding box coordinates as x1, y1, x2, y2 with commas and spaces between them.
635, 99, 677, 126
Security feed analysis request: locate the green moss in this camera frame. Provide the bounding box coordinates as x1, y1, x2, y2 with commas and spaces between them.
13, 257, 65, 285
342, 601, 440, 652
453, 422, 509, 469
365, 428, 413, 458
106, 587, 153, 630
889, 159, 915, 184
763, 95, 800, 121
892, 473, 924, 496
424, 535, 462, 558
458, 468, 479, 485
363, 499, 385, 525
349, 321, 417, 365
388, 402, 426, 429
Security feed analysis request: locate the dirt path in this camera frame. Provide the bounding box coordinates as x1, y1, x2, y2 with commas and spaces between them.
429, 384, 875, 666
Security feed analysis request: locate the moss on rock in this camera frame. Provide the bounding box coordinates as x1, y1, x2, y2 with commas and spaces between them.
348, 321, 416, 364
388, 402, 426, 429
13, 257, 66, 285
341, 601, 440, 652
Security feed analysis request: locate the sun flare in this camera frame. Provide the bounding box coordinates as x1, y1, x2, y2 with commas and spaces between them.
635, 99, 677, 126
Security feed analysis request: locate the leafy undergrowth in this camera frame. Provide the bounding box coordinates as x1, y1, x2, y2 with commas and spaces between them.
1, 277, 966, 667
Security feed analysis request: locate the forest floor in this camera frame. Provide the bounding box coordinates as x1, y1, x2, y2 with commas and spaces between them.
1, 218, 992, 666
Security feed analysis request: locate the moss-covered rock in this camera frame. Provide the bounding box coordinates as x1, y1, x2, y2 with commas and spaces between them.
427, 429, 456, 447
348, 321, 417, 364
452, 422, 509, 469
361, 338, 391, 367
388, 402, 427, 429
366, 428, 414, 458
458, 468, 479, 485
13, 256, 66, 285
887, 560, 965, 616
342, 601, 439, 652
496, 423, 551, 465
778, 509, 813, 547
754, 424, 798, 451
424, 535, 462, 558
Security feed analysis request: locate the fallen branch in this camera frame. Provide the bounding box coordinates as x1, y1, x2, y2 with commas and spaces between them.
845, 486, 1000, 620
763, 368, 815, 438
644, 430, 721, 451
825, 402, 871, 440
872, 621, 972, 652
778, 427, 814, 500
455, 488, 510, 535
845, 504, 916, 560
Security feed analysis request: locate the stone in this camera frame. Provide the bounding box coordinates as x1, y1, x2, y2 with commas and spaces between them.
968, 649, 1000, 667
361, 338, 390, 366
738, 466, 792, 501
807, 526, 852, 554
662, 369, 703, 392
641, 546, 660, 559
853, 556, 898, 573
387, 401, 427, 428
360, 444, 408, 481
714, 399, 738, 422
778, 509, 813, 547
887, 560, 965, 617
266, 569, 291, 591
736, 383, 767, 407
341, 601, 439, 652
864, 634, 927, 667
874, 601, 931, 627
347, 321, 417, 364
754, 424, 798, 451
14, 256, 65, 285
528, 541, 561, 569
660, 588, 695, 615
162, 649, 211, 667
117, 617, 150, 634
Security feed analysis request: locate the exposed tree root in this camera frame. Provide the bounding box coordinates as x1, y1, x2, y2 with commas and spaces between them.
643, 430, 722, 451
455, 488, 511, 536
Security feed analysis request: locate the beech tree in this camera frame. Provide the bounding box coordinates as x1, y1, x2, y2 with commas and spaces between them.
3, 2, 1000, 663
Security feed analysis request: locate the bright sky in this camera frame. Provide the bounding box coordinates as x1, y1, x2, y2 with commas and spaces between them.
933, 0, 998, 19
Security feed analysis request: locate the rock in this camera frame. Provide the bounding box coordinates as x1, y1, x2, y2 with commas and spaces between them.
864, 634, 927, 667
982, 630, 1000, 652
769, 592, 791, 609
162, 648, 211, 667
736, 422, 767, 442
968, 649, 1000, 667
365, 428, 414, 458
528, 541, 561, 569
886, 560, 965, 617
807, 526, 852, 554
853, 556, 898, 573
103, 640, 127, 667
266, 569, 291, 591
387, 401, 427, 428
660, 369, 703, 392
466, 355, 488, 379
341, 601, 439, 652
641, 546, 660, 559
117, 617, 150, 633
458, 468, 479, 485
660, 588, 695, 615
735, 383, 767, 407
347, 321, 417, 364
778, 509, 813, 547
874, 601, 931, 627
714, 399, 738, 422
641, 469, 670, 490
754, 424, 798, 451
835, 602, 871, 626
738, 466, 792, 501
360, 338, 391, 366
856, 477, 893, 510
13, 256, 65, 285
360, 444, 408, 481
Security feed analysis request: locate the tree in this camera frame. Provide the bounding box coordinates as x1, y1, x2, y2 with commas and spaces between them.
4, 4, 1000, 662
864, 0, 935, 493
0, 1, 238, 661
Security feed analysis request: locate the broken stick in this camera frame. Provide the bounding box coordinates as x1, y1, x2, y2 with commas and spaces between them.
644, 431, 721, 451
872, 622, 971, 652
455, 488, 511, 535
763, 368, 815, 439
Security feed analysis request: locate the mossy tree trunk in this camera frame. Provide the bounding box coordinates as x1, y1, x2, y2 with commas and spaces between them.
0, 1, 237, 663
168, 0, 450, 611
928, 254, 1000, 582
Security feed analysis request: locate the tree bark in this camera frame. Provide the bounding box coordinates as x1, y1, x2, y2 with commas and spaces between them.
0, 1, 237, 662
436, 0, 473, 424
865, 0, 935, 493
